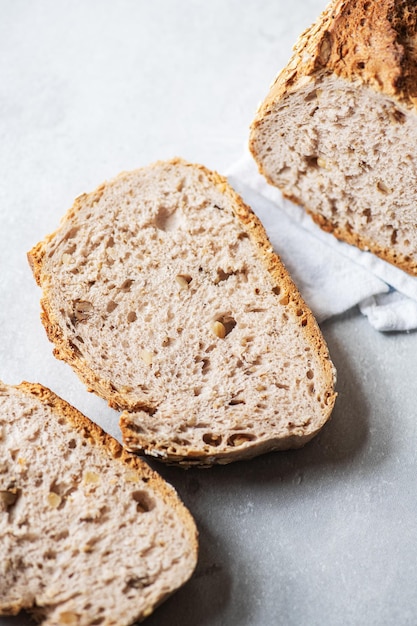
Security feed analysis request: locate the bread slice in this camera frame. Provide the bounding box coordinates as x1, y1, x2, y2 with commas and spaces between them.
0, 381, 197, 624
250, 0, 417, 275
28, 158, 336, 466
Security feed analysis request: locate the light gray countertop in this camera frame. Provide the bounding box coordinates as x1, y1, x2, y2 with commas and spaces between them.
1, 1, 417, 625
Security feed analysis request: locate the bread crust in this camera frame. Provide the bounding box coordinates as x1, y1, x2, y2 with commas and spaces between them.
252, 0, 417, 114
28, 158, 336, 465
282, 189, 417, 276
0, 380, 198, 621
250, 0, 417, 276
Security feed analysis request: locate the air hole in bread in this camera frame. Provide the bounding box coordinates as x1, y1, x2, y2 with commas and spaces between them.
176, 274, 192, 289
132, 490, 155, 513
359, 160, 371, 172
304, 90, 317, 102
65, 243, 76, 255
73, 300, 93, 323
53, 529, 69, 541
376, 181, 391, 195
201, 358, 210, 374
44, 549, 56, 560
154, 206, 182, 232
106, 300, 118, 313
245, 306, 266, 313
120, 279, 134, 293
236, 324, 248, 339
202, 433, 222, 447
306, 369, 314, 380
362, 208, 372, 224
306, 156, 319, 168
127, 311, 137, 323
64, 226, 80, 240
390, 108, 406, 124
227, 433, 256, 447
228, 395, 245, 406
0, 488, 19, 510
173, 436, 190, 446
215, 268, 232, 283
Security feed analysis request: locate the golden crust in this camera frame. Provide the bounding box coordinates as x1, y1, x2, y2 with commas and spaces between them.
279, 187, 417, 277
309, 206, 417, 276
28, 158, 337, 465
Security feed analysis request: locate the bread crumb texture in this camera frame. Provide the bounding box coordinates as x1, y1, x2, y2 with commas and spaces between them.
0, 381, 197, 625
250, 0, 417, 275
29, 158, 336, 465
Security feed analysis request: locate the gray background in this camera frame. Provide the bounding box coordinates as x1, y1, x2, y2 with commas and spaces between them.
1, 1, 416, 625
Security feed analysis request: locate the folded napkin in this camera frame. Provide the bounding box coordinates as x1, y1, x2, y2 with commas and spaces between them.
227, 154, 417, 332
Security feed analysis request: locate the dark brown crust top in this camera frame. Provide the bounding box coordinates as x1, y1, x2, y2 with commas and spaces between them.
252, 0, 417, 117
250, 0, 417, 277
28, 158, 336, 465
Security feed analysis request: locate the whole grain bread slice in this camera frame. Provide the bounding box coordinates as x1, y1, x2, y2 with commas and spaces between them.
28, 158, 336, 466
0, 381, 197, 625
250, 0, 417, 275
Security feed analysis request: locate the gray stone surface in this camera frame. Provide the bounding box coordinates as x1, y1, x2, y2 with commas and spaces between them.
1, 1, 417, 624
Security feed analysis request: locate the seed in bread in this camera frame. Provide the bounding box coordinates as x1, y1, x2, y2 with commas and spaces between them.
0, 381, 197, 625
250, 0, 417, 275
28, 158, 336, 466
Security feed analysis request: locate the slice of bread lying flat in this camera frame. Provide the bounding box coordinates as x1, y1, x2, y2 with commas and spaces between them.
250, 0, 417, 275
0, 381, 197, 625
29, 158, 336, 466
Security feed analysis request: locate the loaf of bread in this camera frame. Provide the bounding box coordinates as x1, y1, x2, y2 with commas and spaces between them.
28, 158, 336, 466
0, 381, 197, 624
250, 0, 417, 275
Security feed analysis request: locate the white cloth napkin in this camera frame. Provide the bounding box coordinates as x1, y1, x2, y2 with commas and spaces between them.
226, 154, 417, 331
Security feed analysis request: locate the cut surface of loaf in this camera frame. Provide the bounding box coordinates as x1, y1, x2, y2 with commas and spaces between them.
250, 0, 417, 275
29, 158, 336, 465
0, 381, 197, 625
